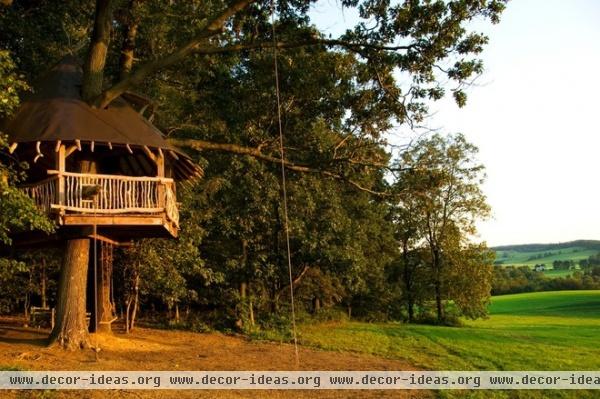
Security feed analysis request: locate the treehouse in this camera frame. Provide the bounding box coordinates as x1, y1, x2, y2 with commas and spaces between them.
3, 56, 202, 245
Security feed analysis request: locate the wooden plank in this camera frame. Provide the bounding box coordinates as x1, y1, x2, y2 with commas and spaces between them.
62, 214, 167, 226
46, 170, 174, 183
51, 204, 164, 214
85, 233, 130, 247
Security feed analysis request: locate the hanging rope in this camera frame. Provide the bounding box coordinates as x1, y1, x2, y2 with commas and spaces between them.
93, 225, 97, 334
270, 0, 299, 367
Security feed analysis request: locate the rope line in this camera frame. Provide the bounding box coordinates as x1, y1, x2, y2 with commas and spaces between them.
270, 0, 299, 367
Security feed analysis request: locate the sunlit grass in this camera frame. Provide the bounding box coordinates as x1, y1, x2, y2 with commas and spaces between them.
290, 290, 600, 399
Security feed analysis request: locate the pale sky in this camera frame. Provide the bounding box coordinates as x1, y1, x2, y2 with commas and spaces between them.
310, 0, 600, 246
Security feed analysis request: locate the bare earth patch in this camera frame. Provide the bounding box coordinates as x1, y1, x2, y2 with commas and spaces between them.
0, 317, 430, 399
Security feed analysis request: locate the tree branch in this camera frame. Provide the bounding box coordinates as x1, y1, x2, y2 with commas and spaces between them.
95, 0, 418, 110
277, 265, 310, 299
194, 38, 417, 55
94, 0, 257, 108
168, 138, 389, 196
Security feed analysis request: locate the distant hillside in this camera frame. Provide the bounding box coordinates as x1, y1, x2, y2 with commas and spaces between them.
492, 240, 600, 252
492, 240, 600, 269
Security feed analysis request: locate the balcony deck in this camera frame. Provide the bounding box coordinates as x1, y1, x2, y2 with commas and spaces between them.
19, 171, 179, 242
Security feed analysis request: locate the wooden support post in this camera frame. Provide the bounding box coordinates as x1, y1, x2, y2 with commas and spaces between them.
142, 145, 156, 163
55, 144, 66, 206
157, 150, 165, 208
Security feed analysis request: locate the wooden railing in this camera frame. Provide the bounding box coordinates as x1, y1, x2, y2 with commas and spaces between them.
19, 176, 58, 214
19, 172, 179, 226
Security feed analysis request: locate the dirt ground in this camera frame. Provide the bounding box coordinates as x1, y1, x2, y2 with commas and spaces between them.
0, 317, 431, 399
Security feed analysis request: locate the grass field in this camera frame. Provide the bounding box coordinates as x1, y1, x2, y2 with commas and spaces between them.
542, 269, 575, 278
494, 246, 596, 268
294, 290, 600, 398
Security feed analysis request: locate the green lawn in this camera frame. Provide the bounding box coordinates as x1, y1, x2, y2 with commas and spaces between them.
293, 290, 600, 399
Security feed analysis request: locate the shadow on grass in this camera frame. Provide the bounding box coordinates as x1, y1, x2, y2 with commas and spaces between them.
0, 325, 49, 347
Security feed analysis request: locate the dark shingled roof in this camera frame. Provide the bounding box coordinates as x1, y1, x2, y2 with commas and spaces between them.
2, 56, 201, 180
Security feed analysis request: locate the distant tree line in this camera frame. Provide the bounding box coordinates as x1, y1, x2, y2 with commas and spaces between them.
492, 266, 600, 296
579, 253, 600, 269
493, 241, 600, 253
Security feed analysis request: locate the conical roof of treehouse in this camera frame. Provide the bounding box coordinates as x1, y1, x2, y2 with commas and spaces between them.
2, 56, 202, 181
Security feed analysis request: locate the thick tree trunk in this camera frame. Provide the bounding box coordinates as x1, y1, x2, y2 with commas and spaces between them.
50, 159, 97, 348
82, 0, 114, 102
48, 239, 91, 350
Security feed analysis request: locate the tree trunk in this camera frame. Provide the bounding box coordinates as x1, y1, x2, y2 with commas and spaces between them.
434, 280, 443, 322
41, 258, 47, 309
240, 281, 247, 299
50, 159, 96, 348
235, 281, 248, 330
48, 239, 91, 350
82, 0, 114, 103
402, 241, 414, 323
432, 249, 444, 323
129, 274, 139, 332
249, 297, 255, 326
312, 297, 321, 314
119, 0, 140, 80
125, 299, 131, 334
